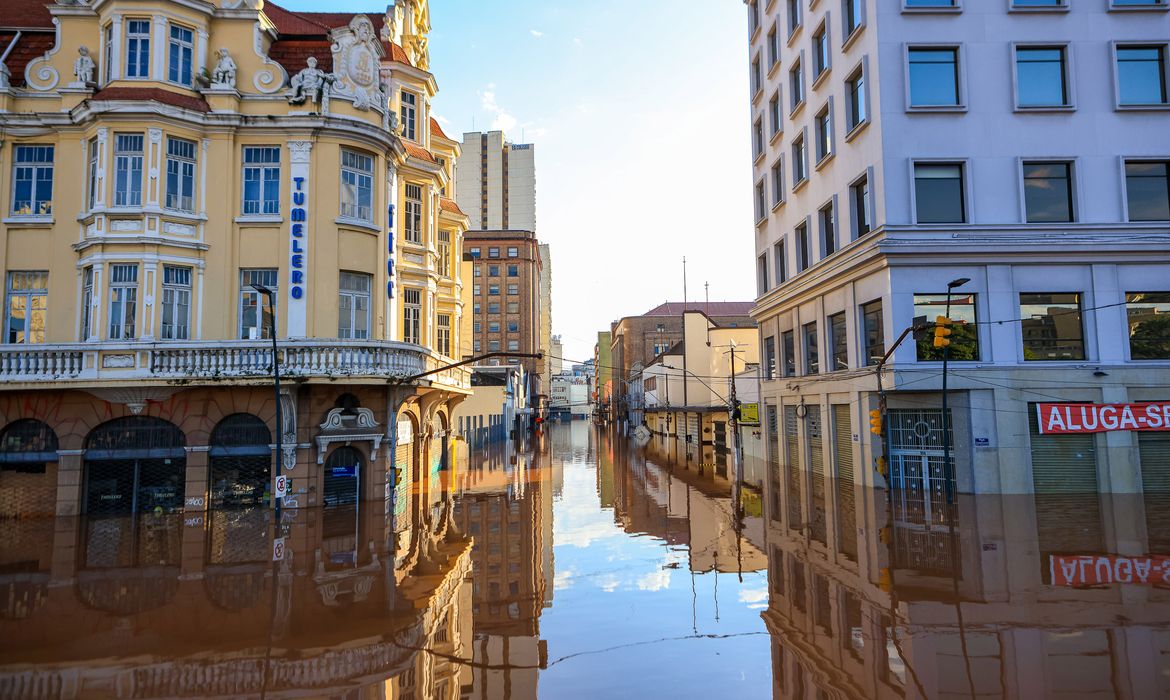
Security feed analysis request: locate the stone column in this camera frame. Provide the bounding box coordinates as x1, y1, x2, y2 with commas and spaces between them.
54, 449, 84, 518
184, 445, 209, 512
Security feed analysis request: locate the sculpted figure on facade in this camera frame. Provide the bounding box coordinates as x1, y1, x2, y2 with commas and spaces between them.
210, 48, 237, 88
329, 15, 384, 111
73, 46, 96, 85
287, 57, 336, 107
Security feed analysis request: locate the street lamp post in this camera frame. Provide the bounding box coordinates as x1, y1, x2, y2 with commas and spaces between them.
251, 284, 282, 522
940, 277, 969, 508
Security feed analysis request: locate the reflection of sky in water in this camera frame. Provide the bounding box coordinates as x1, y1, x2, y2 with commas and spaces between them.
538, 445, 771, 697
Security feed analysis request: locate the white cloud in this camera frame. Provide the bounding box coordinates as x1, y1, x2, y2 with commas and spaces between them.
530, 29, 544, 38
636, 568, 672, 592
737, 584, 769, 609
572, 37, 583, 47
596, 573, 620, 593
433, 114, 451, 126
479, 87, 519, 134
554, 568, 575, 590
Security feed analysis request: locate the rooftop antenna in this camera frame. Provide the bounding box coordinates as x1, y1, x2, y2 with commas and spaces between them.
682, 256, 688, 307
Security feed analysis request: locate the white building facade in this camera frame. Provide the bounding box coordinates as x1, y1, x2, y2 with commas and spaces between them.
746, 0, 1170, 531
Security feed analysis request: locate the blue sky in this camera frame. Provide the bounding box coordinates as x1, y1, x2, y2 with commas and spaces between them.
280, 0, 755, 361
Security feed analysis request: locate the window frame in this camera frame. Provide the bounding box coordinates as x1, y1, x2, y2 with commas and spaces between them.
80, 266, 95, 341
773, 240, 788, 285
1019, 292, 1087, 362
1109, 0, 1169, 11
802, 321, 820, 375
792, 128, 809, 189
842, 0, 866, 45
844, 59, 870, 138
87, 138, 100, 211
849, 169, 873, 239
163, 136, 197, 213
400, 90, 419, 141
827, 311, 848, 371
910, 159, 971, 225
403, 182, 423, 243
902, 0, 962, 13
1113, 42, 1170, 109
10, 145, 55, 217
1019, 158, 1078, 224
795, 217, 812, 272
1008, 0, 1069, 12
814, 100, 834, 166
789, 53, 807, 115
437, 314, 452, 356
238, 269, 277, 340
769, 91, 783, 138
338, 271, 372, 340
124, 18, 151, 80
340, 149, 375, 223
113, 134, 144, 209
5, 270, 49, 345
167, 23, 195, 87
811, 17, 832, 86
402, 287, 422, 345
107, 263, 139, 340
160, 265, 192, 341
1012, 44, 1075, 111
241, 146, 281, 217
860, 299, 885, 366
771, 156, 786, 208
787, 0, 803, 39
913, 292, 980, 362
819, 197, 837, 258
1124, 292, 1170, 360
782, 329, 796, 377
1122, 158, 1170, 222
905, 44, 967, 112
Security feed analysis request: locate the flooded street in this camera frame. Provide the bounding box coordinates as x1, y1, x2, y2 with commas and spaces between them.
2, 421, 1169, 698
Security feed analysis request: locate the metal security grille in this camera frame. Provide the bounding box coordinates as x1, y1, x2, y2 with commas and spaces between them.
324, 446, 362, 508
1028, 406, 1103, 555
0, 419, 59, 517
888, 408, 956, 574
1142, 432, 1170, 552
832, 405, 857, 560
784, 406, 803, 530
807, 406, 826, 544
83, 417, 186, 516
766, 405, 781, 522
209, 414, 272, 509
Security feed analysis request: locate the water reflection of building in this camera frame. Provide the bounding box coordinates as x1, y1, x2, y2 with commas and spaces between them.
762, 487, 1170, 699
0, 499, 473, 699
452, 439, 553, 699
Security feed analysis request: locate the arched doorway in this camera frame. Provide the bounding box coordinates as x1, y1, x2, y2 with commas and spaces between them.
84, 416, 186, 515
0, 419, 59, 518
209, 413, 272, 509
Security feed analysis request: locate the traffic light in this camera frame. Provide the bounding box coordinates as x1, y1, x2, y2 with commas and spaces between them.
933, 315, 954, 348
869, 409, 882, 435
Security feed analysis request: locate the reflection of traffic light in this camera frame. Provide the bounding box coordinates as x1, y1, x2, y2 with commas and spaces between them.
933, 315, 953, 348
875, 456, 888, 476
878, 567, 892, 592
869, 409, 882, 435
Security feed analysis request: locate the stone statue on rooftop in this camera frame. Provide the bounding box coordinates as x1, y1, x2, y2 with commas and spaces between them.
286, 57, 335, 107
74, 46, 95, 85
210, 48, 237, 88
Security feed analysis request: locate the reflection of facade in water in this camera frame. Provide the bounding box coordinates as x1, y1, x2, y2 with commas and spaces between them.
452, 438, 553, 699
762, 487, 1170, 699
0, 496, 473, 699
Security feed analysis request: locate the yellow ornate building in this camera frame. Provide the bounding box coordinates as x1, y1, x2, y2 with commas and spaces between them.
0, 0, 470, 519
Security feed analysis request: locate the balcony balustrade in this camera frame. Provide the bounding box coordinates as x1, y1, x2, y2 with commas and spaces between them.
0, 340, 469, 390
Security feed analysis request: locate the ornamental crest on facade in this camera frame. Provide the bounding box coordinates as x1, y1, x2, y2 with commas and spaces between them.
330, 15, 384, 111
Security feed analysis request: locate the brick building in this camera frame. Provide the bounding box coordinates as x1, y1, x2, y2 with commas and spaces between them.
464, 231, 545, 380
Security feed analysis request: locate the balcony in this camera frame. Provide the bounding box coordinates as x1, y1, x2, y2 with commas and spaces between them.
0, 340, 469, 391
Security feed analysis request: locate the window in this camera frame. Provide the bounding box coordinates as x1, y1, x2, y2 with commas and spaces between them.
489, 284, 500, 296
1020, 293, 1085, 360
400, 91, 417, 140
815, 105, 833, 162
914, 163, 965, 223
1126, 292, 1170, 359
11, 145, 54, 216
828, 312, 848, 370
474, 302, 482, 313
474, 340, 482, 353
103, 24, 114, 83
508, 321, 519, 332
239, 269, 276, 339
489, 247, 500, 258
5, 271, 47, 344
473, 321, 481, 333
753, 118, 765, 158
844, 0, 863, 36
507, 302, 519, 313
1023, 161, 1074, 223
861, 300, 884, 365
488, 302, 500, 313
755, 179, 767, 220
113, 134, 143, 208
437, 314, 452, 356
125, 19, 150, 79
489, 321, 500, 333
1117, 45, 1168, 105
507, 265, 519, 277
1113, 0, 1169, 6
820, 203, 836, 257
340, 150, 374, 222
438, 231, 452, 276
792, 133, 808, 185
914, 293, 979, 360
488, 265, 499, 277
846, 66, 867, 130
470, 247, 482, 258
851, 175, 870, 238
488, 340, 501, 352
108, 264, 138, 340
507, 284, 519, 295
404, 183, 422, 242
782, 330, 796, 376
773, 241, 787, 284
473, 266, 482, 278
908, 47, 960, 107
338, 272, 371, 339
403, 288, 421, 345
507, 247, 519, 257
787, 0, 802, 36
87, 138, 100, 210
813, 23, 830, 79
769, 93, 782, 136
168, 24, 194, 86
803, 322, 819, 374
790, 60, 805, 110
1016, 47, 1069, 108
749, 0, 761, 35
242, 146, 280, 215
160, 266, 191, 340
771, 159, 785, 205
81, 266, 94, 340
1125, 161, 1170, 221
757, 253, 770, 295
508, 339, 519, 352
764, 335, 777, 379
473, 283, 481, 296
905, 0, 958, 7
751, 57, 763, 96
796, 221, 810, 271
164, 137, 196, 213
768, 25, 780, 67
1012, 0, 1066, 7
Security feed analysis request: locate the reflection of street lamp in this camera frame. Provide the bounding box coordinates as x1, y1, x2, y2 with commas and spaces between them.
940, 277, 969, 506
251, 283, 282, 518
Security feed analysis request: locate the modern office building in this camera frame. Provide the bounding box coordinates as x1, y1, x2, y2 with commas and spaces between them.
0, 0, 470, 519
455, 130, 536, 232
744, 0, 1170, 525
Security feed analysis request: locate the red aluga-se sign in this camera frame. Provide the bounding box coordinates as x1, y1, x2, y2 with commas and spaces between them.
1036, 402, 1170, 435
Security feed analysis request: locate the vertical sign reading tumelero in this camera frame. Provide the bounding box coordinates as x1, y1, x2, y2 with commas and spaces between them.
384, 167, 398, 341
287, 141, 312, 336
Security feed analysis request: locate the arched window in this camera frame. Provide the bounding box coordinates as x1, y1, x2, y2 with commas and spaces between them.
209, 413, 271, 509
0, 419, 59, 474
84, 416, 185, 516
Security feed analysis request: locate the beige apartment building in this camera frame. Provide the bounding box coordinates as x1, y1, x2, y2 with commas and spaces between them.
0, 0, 470, 519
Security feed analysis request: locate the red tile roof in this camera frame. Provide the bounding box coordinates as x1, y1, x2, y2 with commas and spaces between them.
429, 116, 450, 140
263, 3, 411, 65
402, 141, 436, 163
0, 0, 54, 29
0, 31, 55, 87
90, 87, 210, 113
643, 302, 756, 317
439, 197, 465, 216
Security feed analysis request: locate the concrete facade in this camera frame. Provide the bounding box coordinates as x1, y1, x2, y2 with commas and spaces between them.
455, 130, 536, 233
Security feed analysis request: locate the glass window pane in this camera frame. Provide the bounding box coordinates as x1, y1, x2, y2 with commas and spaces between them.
1118, 47, 1167, 105
1020, 293, 1084, 360
914, 294, 979, 360
1023, 162, 1073, 223
909, 49, 959, 106
1126, 161, 1170, 221
1016, 48, 1067, 106
914, 164, 965, 223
